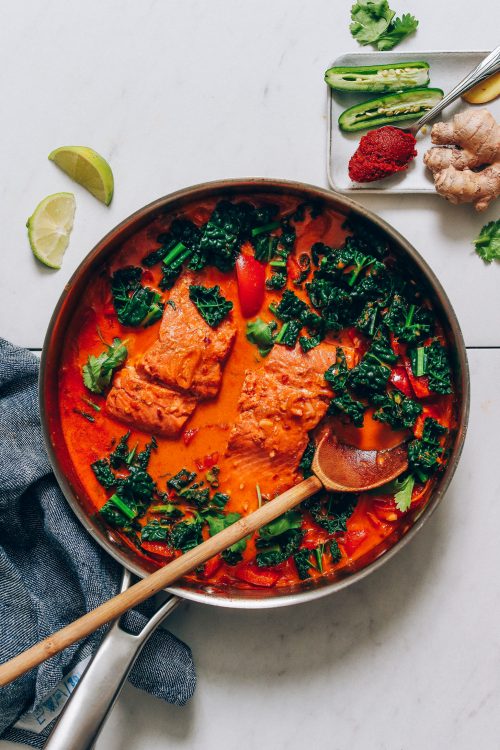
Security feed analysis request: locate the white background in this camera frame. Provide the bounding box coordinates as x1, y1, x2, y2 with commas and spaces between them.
1, 1, 499, 748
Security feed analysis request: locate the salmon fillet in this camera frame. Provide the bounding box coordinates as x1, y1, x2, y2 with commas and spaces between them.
226, 342, 352, 496
140, 275, 236, 399
106, 367, 197, 436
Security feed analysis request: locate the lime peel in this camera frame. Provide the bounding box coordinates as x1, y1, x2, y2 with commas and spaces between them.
48, 146, 114, 205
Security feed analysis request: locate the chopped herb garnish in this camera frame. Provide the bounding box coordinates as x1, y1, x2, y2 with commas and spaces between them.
82, 337, 128, 394
73, 408, 95, 423
246, 317, 277, 357
81, 397, 101, 412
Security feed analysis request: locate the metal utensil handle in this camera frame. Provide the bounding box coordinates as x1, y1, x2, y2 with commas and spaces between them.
45, 570, 181, 750
413, 45, 500, 132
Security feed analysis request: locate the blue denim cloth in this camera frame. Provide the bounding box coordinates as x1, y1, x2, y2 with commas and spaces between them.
0, 339, 196, 747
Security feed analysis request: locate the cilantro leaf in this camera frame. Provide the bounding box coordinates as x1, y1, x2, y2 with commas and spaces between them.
82, 337, 128, 394
350, 1, 419, 51
474, 220, 500, 263
350, 0, 395, 45
246, 317, 277, 357
393, 474, 415, 512
375, 13, 419, 50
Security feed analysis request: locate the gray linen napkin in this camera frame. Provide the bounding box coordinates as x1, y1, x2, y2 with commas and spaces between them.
0, 339, 196, 747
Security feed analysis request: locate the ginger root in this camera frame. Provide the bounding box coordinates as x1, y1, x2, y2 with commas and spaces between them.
424, 109, 500, 212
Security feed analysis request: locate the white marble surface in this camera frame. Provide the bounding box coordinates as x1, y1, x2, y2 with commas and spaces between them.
1, 0, 500, 748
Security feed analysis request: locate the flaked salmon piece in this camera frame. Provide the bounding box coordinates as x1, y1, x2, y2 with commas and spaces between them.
227, 341, 350, 496
140, 274, 236, 399
106, 367, 197, 437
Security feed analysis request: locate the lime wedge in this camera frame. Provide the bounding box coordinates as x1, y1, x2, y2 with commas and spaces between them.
27, 192, 76, 269
48, 146, 114, 205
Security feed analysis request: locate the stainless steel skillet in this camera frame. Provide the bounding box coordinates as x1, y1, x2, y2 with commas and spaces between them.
39, 178, 469, 748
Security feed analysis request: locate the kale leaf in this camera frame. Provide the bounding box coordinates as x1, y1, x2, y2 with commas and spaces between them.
348, 353, 390, 395
109, 432, 133, 468
273, 290, 308, 322
324, 348, 349, 391
141, 520, 169, 542
256, 511, 304, 568
369, 327, 397, 364
276, 320, 301, 348
294, 549, 314, 580
407, 417, 447, 481
169, 519, 203, 552
304, 493, 357, 535
119, 466, 155, 504
256, 529, 303, 567
111, 267, 164, 327
329, 538, 342, 563
356, 301, 380, 336
189, 284, 233, 327
99, 493, 138, 528
266, 272, 287, 290
180, 486, 211, 508
299, 439, 316, 478
167, 468, 197, 492
425, 341, 452, 395
372, 390, 422, 430
328, 392, 366, 427
383, 294, 433, 344
299, 334, 322, 352
91, 459, 117, 489
136, 436, 158, 470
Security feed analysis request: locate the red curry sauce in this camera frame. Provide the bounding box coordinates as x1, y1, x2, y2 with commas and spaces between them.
58, 194, 455, 589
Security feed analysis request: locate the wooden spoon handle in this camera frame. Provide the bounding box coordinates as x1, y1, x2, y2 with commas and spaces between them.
0, 475, 322, 686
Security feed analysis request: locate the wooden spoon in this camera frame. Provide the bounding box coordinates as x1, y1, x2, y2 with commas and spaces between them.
0, 432, 407, 686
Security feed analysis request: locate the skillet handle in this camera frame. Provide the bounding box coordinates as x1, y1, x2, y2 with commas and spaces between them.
45, 569, 181, 750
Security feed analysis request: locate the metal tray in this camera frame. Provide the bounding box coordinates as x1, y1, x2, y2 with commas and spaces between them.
326, 50, 498, 194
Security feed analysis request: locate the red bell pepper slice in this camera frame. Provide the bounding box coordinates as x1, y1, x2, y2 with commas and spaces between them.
389, 366, 414, 398
140, 541, 174, 560
195, 452, 219, 471
389, 332, 401, 356
182, 428, 199, 446
403, 356, 431, 399
202, 554, 222, 579
339, 529, 368, 557
234, 563, 280, 587
287, 255, 301, 282
236, 255, 266, 318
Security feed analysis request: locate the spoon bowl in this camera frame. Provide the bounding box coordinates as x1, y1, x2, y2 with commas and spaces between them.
313, 432, 408, 493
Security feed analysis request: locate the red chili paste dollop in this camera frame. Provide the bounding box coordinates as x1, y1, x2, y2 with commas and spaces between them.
348, 126, 417, 183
